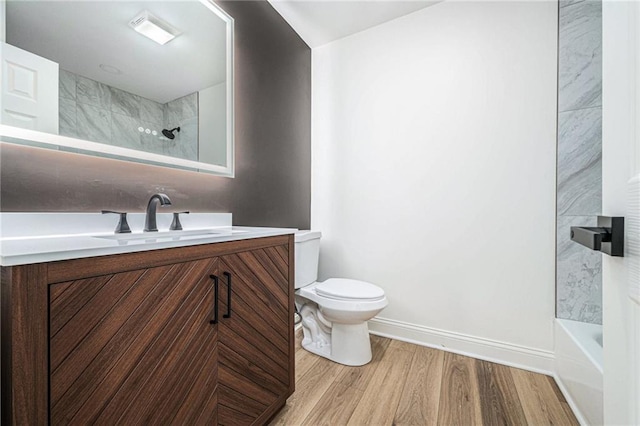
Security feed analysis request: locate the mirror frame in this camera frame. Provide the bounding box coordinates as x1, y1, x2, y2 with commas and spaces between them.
0, 0, 234, 177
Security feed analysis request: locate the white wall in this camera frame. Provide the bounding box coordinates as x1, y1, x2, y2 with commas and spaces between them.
198, 82, 227, 166
0, 0, 5, 42
312, 1, 558, 370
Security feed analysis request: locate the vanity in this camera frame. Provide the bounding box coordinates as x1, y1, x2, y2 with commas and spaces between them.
0, 213, 296, 425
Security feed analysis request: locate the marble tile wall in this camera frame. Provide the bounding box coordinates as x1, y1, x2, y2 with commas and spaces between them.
58, 70, 198, 161
556, 0, 602, 324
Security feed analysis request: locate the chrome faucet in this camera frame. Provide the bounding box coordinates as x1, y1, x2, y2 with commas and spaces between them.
144, 193, 172, 232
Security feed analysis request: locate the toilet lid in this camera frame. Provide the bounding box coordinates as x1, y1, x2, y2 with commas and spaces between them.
315, 278, 385, 301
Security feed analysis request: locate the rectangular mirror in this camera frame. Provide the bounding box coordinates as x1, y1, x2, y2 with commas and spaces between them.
0, 0, 234, 176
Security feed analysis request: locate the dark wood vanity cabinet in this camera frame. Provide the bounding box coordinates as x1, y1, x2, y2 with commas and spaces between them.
1, 235, 295, 425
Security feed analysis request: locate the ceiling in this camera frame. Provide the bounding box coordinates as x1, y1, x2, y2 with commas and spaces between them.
6, 1, 227, 104
268, 0, 442, 48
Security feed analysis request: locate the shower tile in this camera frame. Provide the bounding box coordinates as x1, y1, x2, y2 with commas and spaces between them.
111, 113, 142, 150
59, 69, 76, 101
181, 93, 198, 119
558, 0, 602, 112
557, 107, 602, 216
140, 97, 164, 125
163, 102, 180, 129
560, 0, 586, 8
163, 116, 198, 161
164, 92, 198, 126
59, 98, 76, 138
77, 76, 111, 109
556, 215, 602, 324
110, 87, 140, 119
139, 122, 166, 156
76, 102, 111, 145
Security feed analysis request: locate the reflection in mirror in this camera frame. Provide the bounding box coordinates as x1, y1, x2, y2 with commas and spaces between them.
1, 0, 233, 175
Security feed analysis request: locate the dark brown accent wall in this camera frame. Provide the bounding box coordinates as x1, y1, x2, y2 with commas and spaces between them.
0, 1, 311, 229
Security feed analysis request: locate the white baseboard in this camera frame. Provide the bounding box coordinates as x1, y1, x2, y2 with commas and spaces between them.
552, 373, 589, 426
368, 317, 555, 375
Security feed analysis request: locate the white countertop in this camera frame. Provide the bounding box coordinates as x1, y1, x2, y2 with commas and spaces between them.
0, 213, 296, 266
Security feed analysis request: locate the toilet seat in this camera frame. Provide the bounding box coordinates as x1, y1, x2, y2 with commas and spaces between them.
315, 278, 385, 301
297, 281, 388, 313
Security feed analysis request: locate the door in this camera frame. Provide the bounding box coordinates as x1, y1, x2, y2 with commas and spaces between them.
0, 42, 58, 133
218, 246, 292, 425
602, 1, 640, 424
49, 257, 219, 425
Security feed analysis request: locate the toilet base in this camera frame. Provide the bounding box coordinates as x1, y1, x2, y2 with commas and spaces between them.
328, 322, 373, 366
299, 302, 373, 366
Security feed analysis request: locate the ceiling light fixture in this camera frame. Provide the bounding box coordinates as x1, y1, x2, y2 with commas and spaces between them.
129, 11, 180, 46
99, 64, 122, 75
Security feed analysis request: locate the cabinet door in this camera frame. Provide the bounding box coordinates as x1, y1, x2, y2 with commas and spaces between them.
49, 257, 220, 425
218, 245, 292, 425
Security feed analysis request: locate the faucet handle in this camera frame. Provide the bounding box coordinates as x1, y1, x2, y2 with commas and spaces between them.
102, 210, 132, 234
170, 211, 190, 231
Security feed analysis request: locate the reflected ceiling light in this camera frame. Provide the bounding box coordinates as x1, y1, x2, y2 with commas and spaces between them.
99, 64, 122, 74
129, 11, 180, 45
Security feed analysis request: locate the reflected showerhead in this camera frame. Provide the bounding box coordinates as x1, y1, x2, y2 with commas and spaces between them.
162, 127, 180, 139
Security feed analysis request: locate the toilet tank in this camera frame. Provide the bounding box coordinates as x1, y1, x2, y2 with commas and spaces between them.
294, 230, 322, 289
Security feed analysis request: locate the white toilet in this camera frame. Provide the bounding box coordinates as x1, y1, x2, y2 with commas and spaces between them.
295, 230, 388, 366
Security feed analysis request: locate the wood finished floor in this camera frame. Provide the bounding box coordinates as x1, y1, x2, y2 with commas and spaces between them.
270, 331, 578, 426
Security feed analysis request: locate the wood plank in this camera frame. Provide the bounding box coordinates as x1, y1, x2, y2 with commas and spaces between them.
50, 274, 112, 337
51, 266, 168, 396
219, 384, 269, 420
72, 261, 214, 424
219, 404, 255, 426
295, 344, 323, 381
47, 235, 291, 283
287, 234, 295, 394
220, 316, 290, 378
220, 278, 289, 356
50, 268, 147, 371
546, 376, 579, 425
219, 362, 280, 408
512, 368, 578, 426
140, 312, 218, 423
53, 261, 212, 424
253, 247, 289, 290
475, 359, 528, 426
221, 341, 289, 392
98, 269, 214, 424
393, 345, 444, 426
298, 335, 388, 426
1, 264, 49, 425
275, 335, 581, 426
437, 351, 483, 426
226, 252, 289, 315
192, 383, 218, 426
171, 343, 219, 425
270, 356, 344, 425
274, 245, 289, 266
347, 339, 416, 426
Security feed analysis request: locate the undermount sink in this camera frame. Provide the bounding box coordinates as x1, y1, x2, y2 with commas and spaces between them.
94, 228, 247, 242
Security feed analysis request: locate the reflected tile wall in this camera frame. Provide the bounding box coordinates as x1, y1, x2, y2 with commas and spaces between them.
557, 107, 601, 215
558, 0, 602, 112
163, 94, 198, 161
59, 70, 198, 161
556, 0, 602, 325
557, 216, 602, 323
59, 70, 76, 101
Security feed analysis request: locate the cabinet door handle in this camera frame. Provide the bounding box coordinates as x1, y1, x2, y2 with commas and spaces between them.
209, 274, 219, 325
223, 272, 232, 319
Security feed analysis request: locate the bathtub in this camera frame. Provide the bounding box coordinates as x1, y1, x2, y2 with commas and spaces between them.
554, 319, 603, 425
